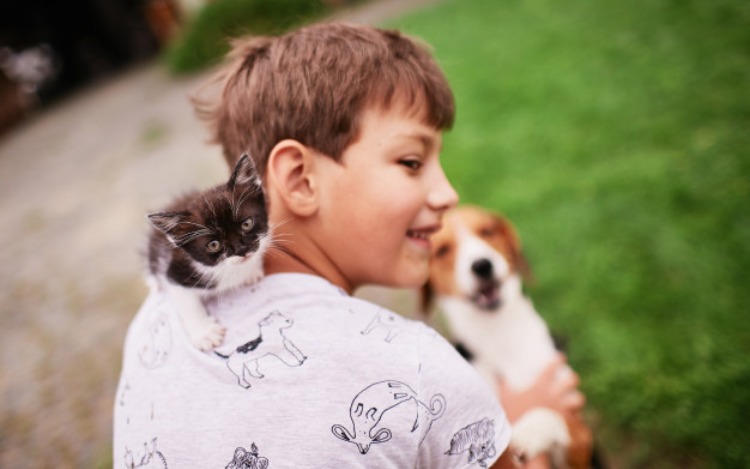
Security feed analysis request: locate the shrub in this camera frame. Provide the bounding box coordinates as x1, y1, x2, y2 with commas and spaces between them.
164, 0, 330, 74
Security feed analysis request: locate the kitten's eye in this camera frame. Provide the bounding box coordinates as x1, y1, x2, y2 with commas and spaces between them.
206, 240, 222, 253
241, 217, 254, 232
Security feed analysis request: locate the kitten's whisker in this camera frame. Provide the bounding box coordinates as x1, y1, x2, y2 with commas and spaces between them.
172, 229, 213, 247
262, 243, 295, 259
223, 192, 236, 220
233, 185, 253, 219
193, 265, 218, 289
175, 221, 209, 230
267, 238, 293, 249
269, 217, 292, 231
204, 194, 218, 221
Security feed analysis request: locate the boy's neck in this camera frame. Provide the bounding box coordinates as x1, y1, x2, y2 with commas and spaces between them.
264, 236, 355, 294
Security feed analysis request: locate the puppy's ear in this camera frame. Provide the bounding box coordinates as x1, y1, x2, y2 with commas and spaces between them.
495, 215, 534, 285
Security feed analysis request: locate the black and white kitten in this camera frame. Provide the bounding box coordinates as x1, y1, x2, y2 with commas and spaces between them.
147, 154, 269, 351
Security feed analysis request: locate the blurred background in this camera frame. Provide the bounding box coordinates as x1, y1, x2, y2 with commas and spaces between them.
0, 0, 747, 467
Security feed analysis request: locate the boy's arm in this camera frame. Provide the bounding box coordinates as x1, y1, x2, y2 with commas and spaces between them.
492, 451, 551, 469
415, 326, 512, 468
497, 353, 585, 423
490, 354, 586, 469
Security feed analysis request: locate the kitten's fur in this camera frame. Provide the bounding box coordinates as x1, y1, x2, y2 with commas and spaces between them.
147, 154, 269, 351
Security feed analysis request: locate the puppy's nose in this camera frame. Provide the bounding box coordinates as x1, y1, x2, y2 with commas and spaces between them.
471, 259, 494, 279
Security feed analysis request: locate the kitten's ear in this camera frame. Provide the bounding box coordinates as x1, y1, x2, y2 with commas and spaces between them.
147, 211, 187, 234
228, 153, 262, 189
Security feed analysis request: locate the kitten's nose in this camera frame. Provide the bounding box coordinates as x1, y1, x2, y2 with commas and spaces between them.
235, 247, 251, 257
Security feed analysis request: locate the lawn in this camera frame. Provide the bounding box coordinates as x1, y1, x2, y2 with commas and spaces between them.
387, 0, 749, 467
164, 0, 749, 465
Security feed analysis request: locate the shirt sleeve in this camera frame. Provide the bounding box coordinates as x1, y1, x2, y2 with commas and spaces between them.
415, 324, 512, 469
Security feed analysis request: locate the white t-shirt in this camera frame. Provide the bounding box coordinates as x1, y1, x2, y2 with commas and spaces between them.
114, 273, 510, 468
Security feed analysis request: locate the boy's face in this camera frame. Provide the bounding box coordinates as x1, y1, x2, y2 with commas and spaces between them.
315, 103, 459, 290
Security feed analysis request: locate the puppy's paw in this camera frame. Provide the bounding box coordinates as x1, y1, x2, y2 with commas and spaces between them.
511, 407, 570, 464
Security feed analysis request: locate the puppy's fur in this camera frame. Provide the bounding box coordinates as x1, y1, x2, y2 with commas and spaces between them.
423, 205, 592, 468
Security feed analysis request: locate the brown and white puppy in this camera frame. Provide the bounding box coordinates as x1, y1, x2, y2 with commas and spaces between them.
424, 205, 592, 469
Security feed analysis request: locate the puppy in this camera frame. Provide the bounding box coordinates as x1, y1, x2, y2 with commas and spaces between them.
423, 205, 592, 468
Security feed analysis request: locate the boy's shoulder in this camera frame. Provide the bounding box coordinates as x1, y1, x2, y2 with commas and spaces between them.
210, 274, 463, 367
120, 275, 511, 467
215, 273, 433, 340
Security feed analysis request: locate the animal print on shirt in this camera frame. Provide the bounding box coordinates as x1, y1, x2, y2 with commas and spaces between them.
360, 309, 416, 343
137, 310, 172, 369
124, 438, 167, 469
225, 443, 268, 469
445, 418, 497, 468
332, 380, 446, 455
216, 311, 306, 388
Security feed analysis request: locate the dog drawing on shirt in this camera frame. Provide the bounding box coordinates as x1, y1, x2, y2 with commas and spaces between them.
360, 309, 417, 343
216, 311, 306, 388
445, 418, 497, 468
332, 380, 446, 455
225, 443, 269, 469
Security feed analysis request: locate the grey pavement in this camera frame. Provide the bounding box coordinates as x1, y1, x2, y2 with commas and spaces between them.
0, 1, 438, 466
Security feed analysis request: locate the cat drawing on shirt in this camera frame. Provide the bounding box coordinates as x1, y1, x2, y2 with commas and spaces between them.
332, 380, 446, 455
216, 311, 306, 388
146, 154, 269, 351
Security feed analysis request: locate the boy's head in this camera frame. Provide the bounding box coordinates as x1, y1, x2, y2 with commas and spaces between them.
195, 22, 459, 292
194, 22, 455, 175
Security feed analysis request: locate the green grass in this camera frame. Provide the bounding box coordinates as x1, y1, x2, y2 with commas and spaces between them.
389, 0, 750, 467
164, 0, 330, 73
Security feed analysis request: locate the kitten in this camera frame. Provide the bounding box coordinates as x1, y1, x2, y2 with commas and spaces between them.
146, 154, 269, 351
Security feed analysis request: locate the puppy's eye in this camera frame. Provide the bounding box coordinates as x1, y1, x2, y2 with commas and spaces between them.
480, 227, 496, 238
241, 217, 254, 232
206, 240, 222, 253
434, 244, 451, 259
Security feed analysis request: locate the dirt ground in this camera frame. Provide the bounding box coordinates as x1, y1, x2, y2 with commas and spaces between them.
0, 1, 438, 466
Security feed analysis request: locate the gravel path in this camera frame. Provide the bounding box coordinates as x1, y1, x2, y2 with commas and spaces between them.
0, 1, 438, 466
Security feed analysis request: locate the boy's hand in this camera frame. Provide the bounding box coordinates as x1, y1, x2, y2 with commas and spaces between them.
496, 353, 585, 423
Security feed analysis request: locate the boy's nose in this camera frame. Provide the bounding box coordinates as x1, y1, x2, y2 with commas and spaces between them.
427, 167, 459, 211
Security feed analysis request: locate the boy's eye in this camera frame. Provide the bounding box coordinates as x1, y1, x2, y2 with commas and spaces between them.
206, 240, 222, 253
399, 158, 423, 171
240, 217, 254, 232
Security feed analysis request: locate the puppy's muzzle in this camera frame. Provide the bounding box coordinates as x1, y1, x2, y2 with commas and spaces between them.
471, 258, 494, 280
470, 258, 502, 311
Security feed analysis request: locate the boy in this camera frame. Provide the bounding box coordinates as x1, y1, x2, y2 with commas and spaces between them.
115, 22, 511, 467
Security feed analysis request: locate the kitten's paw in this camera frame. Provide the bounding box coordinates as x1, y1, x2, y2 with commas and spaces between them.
187, 318, 226, 351
248, 272, 264, 285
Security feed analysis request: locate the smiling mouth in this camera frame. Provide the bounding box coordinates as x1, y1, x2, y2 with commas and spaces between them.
406, 229, 432, 241
470, 281, 502, 311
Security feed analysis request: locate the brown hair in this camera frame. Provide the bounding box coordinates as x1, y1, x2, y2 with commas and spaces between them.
192, 22, 455, 174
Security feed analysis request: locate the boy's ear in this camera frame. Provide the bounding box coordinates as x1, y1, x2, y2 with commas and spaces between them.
266, 139, 319, 217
